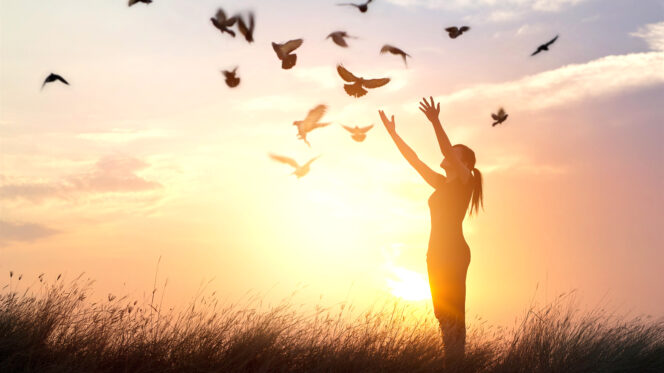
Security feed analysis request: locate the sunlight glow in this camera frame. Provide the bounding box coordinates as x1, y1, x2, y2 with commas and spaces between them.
386, 266, 431, 301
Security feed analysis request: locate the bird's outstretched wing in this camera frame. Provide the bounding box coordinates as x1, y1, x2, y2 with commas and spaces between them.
269, 154, 299, 169
445, 27, 459, 33
303, 104, 327, 125
237, 13, 255, 42
531, 48, 542, 56
358, 124, 373, 133
341, 125, 356, 133
491, 113, 499, 120
380, 45, 394, 54
363, 77, 390, 89
545, 35, 559, 47
55, 75, 69, 85
303, 156, 320, 168
281, 39, 303, 55
460, 26, 470, 32
337, 3, 359, 7
337, 65, 359, 83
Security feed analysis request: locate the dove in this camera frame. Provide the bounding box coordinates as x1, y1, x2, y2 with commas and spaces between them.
445, 26, 470, 39
222, 67, 240, 88
210, 8, 237, 37
236, 12, 255, 43
531, 35, 559, 56
41, 73, 69, 89
337, 0, 373, 13
269, 154, 320, 178
293, 104, 330, 147
327, 31, 356, 48
342, 124, 374, 142
491, 107, 508, 127
128, 0, 152, 6
336, 65, 390, 98
272, 39, 303, 70
380, 44, 410, 66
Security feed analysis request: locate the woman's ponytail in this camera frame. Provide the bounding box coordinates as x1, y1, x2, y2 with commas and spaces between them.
469, 167, 483, 216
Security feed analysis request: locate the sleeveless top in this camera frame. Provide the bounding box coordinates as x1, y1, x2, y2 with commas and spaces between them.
427, 177, 473, 262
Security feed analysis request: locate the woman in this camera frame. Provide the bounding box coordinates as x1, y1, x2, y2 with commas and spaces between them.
379, 97, 483, 360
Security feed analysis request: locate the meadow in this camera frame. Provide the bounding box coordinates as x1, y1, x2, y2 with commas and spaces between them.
1, 274, 662, 373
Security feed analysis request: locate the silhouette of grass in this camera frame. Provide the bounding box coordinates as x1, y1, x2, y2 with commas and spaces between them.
1, 274, 662, 372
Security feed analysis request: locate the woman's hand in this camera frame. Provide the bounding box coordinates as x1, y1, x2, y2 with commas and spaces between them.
378, 110, 396, 134
419, 96, 440, 123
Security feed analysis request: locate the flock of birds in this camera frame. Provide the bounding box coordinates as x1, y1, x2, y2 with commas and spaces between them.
40, 0, 561, 179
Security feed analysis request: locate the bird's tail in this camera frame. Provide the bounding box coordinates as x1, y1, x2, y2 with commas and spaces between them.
282, 54, 297, 69
344, 83, 367, 98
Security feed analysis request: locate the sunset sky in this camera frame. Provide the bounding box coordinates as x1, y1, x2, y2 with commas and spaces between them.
1, 0, 663, 325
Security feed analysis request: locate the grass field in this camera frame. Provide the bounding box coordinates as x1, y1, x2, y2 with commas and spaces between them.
1, 274, 662, 373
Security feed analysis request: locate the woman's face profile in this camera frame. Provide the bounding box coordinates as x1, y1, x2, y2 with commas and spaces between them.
440, 147, 465, 170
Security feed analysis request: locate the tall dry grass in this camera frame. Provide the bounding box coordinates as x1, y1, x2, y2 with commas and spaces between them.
1, 273, 662, 373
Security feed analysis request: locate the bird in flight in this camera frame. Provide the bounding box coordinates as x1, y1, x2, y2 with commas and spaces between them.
327, 31, 356, 48
272, 39, 303, 70
531, 35, 559, 56
210, 8, 237, 37
445, 26, 470, 39
269, 154, 320, 178
491, 107, 508, 126
342, 124, 374, 142
42, 73, 69, 89
336, 65, 390, 98
222, 67, 240, 88
128, 0, 152, 6
380, 44, 411, 66
293, 104, 330, 147
237, 12, 255, 43
337, 0, 373, 13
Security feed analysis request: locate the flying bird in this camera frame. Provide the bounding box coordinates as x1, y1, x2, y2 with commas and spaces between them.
326, 31, 356, 48
269, 154, 320, 178
337, 0, 373, 13
342, 124, 374, 142
222, 67, 240, 88
236, 12, 255, 43
128, 0, 152, 6
491, 107, 508, 126
41, 73, 69, 89
531, 35, 559, 56
272, 39, 303, 70
293, 104, 330, 147
336, 65, 390, 98
380, 44, 410, 66
210, 8, 237, 37
445, 26, 470, 39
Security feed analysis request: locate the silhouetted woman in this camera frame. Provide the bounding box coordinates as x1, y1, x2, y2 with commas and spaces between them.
379, 97, 483, 361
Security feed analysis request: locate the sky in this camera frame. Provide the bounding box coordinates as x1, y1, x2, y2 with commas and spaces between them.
1, 0, 663, 326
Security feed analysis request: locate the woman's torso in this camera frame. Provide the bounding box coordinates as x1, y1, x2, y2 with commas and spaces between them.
427, 177, 473, 262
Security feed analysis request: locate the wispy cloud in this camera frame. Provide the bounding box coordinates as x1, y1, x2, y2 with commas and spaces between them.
426, 52, 664, 112
1, 155, 162, 203
631, 21, 664, 52
76, 128, 171, 144
482, 155, 568, 175
0, 220, 59, 246
386, 0, 589, 12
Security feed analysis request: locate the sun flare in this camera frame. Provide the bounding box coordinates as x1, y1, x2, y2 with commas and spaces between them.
386, 266, 431, 301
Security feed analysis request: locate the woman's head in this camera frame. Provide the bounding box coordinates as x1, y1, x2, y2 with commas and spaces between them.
442, 144, 483, 216
440, 144, 476, 171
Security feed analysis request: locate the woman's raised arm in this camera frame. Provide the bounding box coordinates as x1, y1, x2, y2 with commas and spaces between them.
419, 97, 471, 183
379, 110, 445, 188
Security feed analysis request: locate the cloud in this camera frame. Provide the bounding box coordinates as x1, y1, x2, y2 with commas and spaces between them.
76, 128, 171, 144
1, 155, 162, 203
386, 0, 589, 12
0, 220, 59, 246
631, 22, 664, 52
482, 155, 568, 175
426, 52, 664, 112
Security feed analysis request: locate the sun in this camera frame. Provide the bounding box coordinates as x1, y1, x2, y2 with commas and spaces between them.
386, 266, 431, 302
